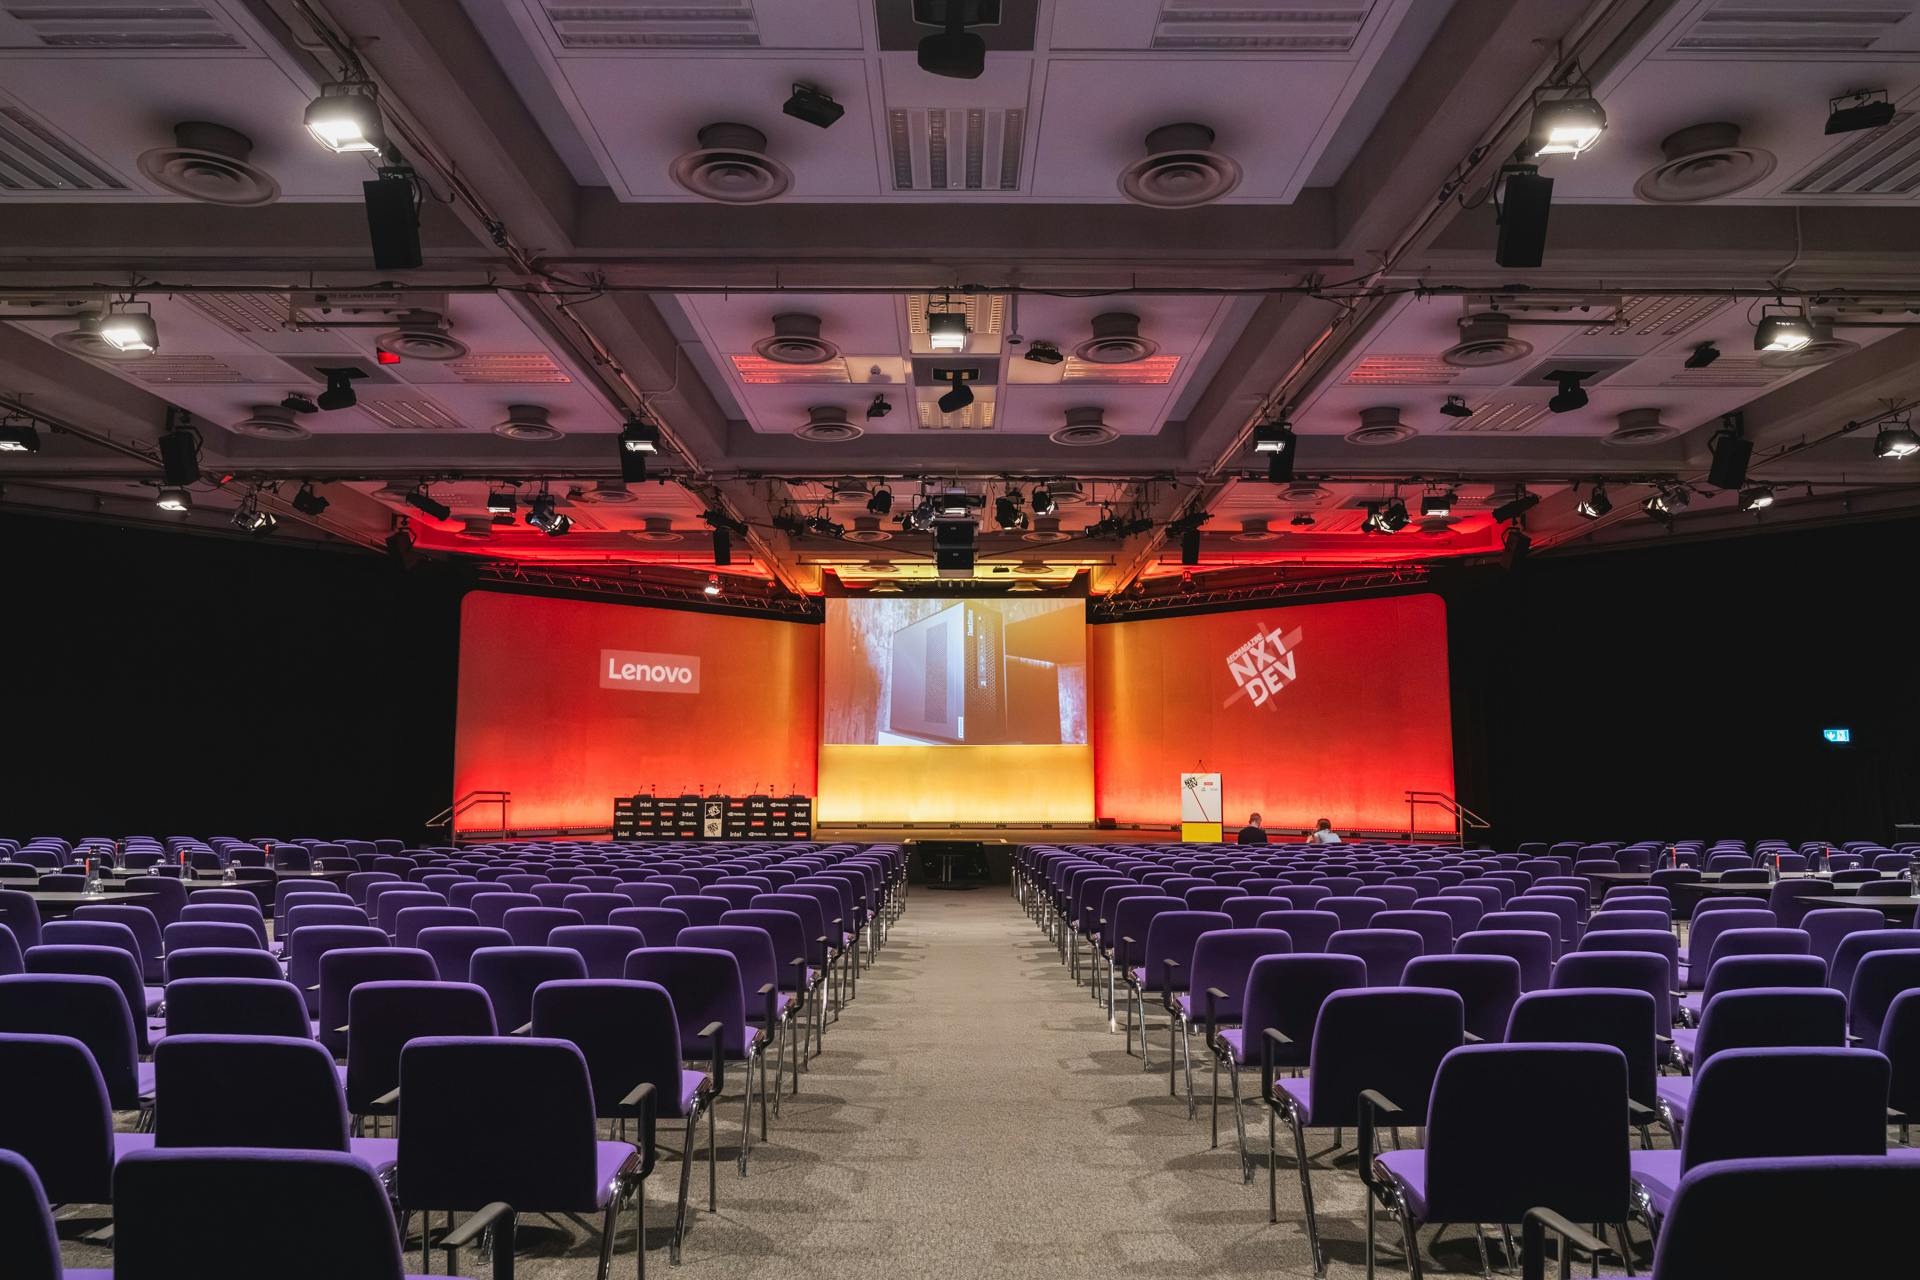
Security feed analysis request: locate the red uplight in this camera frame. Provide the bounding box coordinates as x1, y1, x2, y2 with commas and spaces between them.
376, 349, 402, 365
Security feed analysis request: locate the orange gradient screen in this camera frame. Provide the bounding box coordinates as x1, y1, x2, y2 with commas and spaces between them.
1090, 593, 1454, 832
454, 591, 820, 832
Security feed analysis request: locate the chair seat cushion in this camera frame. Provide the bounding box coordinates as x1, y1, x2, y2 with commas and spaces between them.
1274, 1076, 1313, 1126
113, 1131, 156, 1161
136, 1060, 155, 1100
1670, 1028, 1698, 1061
1375, 1148, 1429, 1223
348, 1136, 399, 1172
143, 987, 165, 1014
592, 1141, 642, 1207
1678, 993, 1701, 1019
1655, 1076, 1693, 1130
671, 1069, 709, 1117
1629, 1149, 1684, 1220
1217, 1027, 1247, 1064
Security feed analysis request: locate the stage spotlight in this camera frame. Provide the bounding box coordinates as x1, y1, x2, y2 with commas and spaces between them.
712, 526, 733, 565
1826, 90, 1895, 136
1547, 371, 1589, 414
405, 487, 451, 522
1290, 513, 1315, 528
1491, 488, 1539, 523
155, 485, 191, 513
525, 492, 559, 532
1526, 91, 1607, 158
544, 513, 572, 536
866, 395, 893, 420
866, 485, 894, 516
805, 515, 846, 539
1685, 342, 1721, 370
231, 499, 275, 535
1575, 484, 1611, 519
291, 483, 330, 517
1022, 341, 1065, 366
916, 0, 989, 79
1644, 486, 1690, 518
619, 417, 659, 483
385, 520, 417, 567
926, 304, 970, 352
314, 368, 365, 411
159, 423, 200, 486
485, 488, 516, 515
0, 421, 39, 453
782, 82, 845, 129
1421, 490, 1456, 517
1754, 307, 1812, 353
1739, 484, 1775, 511
1359, 502, 1383, 534
1706, 414, 1752, 490
364, 165, 422, 270
1031, 483, 1056, 516
704, 574, 723, 596
994, 493, 1027, 531
1378, 498, 1411, 533
1439, 395, 1474, 419
1252, 418, 1294, 453
1874, 418, 1920, 459
99, 305, 157, 354
280, 392, 318, 415
305, 80, 386, 154
932, 367, 976, 414
1179, 524, 1200, 565
1494, 163, 1553, 268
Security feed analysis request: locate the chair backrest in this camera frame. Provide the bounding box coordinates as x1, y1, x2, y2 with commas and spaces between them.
317, 947, 436, 1054
1700, 952, 1826, 1003
392, 905, 478, 949
0, 1032, 116, 1205
606, 906, 692, 947
467, 945, 588, 1034
165, 977, 310, 1038
1801, 907, 1884, 975
623, 945, 752, 1058
1184, 928, 1292, 1022
154, 1034, 348, 1151
1367, 909, 1453, 955
1241, 953, 1366, 1071
1648, 1156, 1920, 1278
1319, 895, 1384, 931
1423, 1042, 1628, 1225
472, 892, 541, 929
1141, 911, 1233, 993
127, 876, 188, 928
1402, 954, 1521, 1045
662, 894, 730, 928
164, 946, 281, 983
1683, 910, 1778, 983
0, 890, 43, 949
616, 882, 676, 908
285, 903, 372, 939
1766, 878, 1837, 926
414, 925, 512, 985
286, 924, 389, 1013
1252, 910, 1339, 954
25, 943, 150, 1052
1220, 896, 1293, 930
396, 1036, 606, 1213
1552, 949, 1675, 1030
502, 906, 586, 947
1455, 930, 1554, 991
113, 1147, 409, 1280
1849, 949, 1920, 1046
0, 972, 140, 1107
560, 892, 627, 926
1507, 988, 1658, 1107
720, 909, 810, 989
1327, 928, 1424, 986
1585, 909, 1669, 933
1306, 987, 1463, 1125
1680, 1047, 1889, 1173
1414, 895, 1485, 936
1881, 989, 1920, 1127
1694, 987, 1848, 1063
531, 978, 690, 1119
344, 980, 496, 1113
69, 903, 163, 979
547, 924, 648, 980
1832, 930, 1920, 1004
1477, 911, 1564, 959
179, 903, 267, 947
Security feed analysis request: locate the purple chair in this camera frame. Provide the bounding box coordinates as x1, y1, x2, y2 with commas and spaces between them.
1555, 949, 1677, 1037
1508, 987, 1660, 1116
178, 904, 268, 949
473, 892, 541, 929
1586, 909, 1670, 934
163, 977, 310, 1039
617, 882, 676, 908
503, 906, 586, 948
531, 979, 717, 1262
371, 890, 445, 939
1221, 896, 1294, 930
679, 924, 804, 1114
1413, 896, 1484, 938
0, 1032, 148, 1209
1831, 929, 1920, 1004
1268, 987, 1464, 1273
2, 1146, 115, 1279
128, 877, 188, 929
1848, 948, 1920, 1047
608, 907, 693, 948
448, 881, 512, 911
1404, 954, 1522, 1047
705, 885, 762, 913
0, 973, 149, 1110
0, 890, 43, 949
1678, 909, 1777, 987
1658, 989, 1849, 1136
1802, 907, 1884, 977
468, 945, 587, 1035
1125, 909, 1233, 1083
343, 980, 496, 1121
662, 895, 729, 929
1881, 989, 1920, 1141
1368, 910, 1453, 956
624, 946, 769, 1178
531, 882, 586, 909
1329, 928, 1424, 987
550, 924, 649, 981
316, 947, 435, 1056
392, 906, 478, 949
1455, 930, 1554, 992
70, 904, 164, 982
164, 947, 280, 983
413, 925, 509, 986
1367, 1043, 1630, 1278
162, 921, 260, 956
1478, 911, 1565, 961
285, 924, 387, 1016
284, 903, 373, 941
1766, 878, 1836, 927
1320, 896, 1384, 932
565, 893, 628, 927
1173, 928, 1293, 1132
25, 944, 154, 1052
722, 908, 822, 1066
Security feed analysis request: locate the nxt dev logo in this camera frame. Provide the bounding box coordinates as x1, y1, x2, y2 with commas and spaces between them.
1224, 625, 1302, 709
599, 650, 701, 694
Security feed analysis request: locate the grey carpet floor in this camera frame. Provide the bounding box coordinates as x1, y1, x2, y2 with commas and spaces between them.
58, 889, 1547, 1277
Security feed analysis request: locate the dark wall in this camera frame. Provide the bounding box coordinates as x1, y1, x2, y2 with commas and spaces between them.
1439, 516, 1920, 846
0, 511, 462, 840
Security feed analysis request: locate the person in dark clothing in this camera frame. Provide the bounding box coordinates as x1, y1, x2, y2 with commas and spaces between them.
1235, 812, 1268, 845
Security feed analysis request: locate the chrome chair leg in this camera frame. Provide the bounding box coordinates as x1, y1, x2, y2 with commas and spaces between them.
1267, 1106, 1279, 1222
1473, 1224, 1492, 1279
1209, 1046, 1220, 1146
596, 1194, 619, 1280
1293, 1113, 1325, 1278
1180, 1018, 1196, 1118
1226, 1056, 1253, 1182
1399, 1211, 1424, 1280
672, 1110, 699, 1264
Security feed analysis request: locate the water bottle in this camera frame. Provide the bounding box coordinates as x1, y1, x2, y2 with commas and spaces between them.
84, 856, 103, 895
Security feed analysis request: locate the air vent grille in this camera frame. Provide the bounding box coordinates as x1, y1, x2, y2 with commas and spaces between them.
1659, 357, 1786, 388
730, 354, 850, 384
917, 400, 995, 430
887, 108, 1024, 191
540, 3, 758, 48
0, 104, 126, 192
907, 292, 1005, 338
358, 397, 465, 431
1581, 295, 1732, 337
1785, 110, 1920, 196
1059, 355, 1180, 384
178, 291, 288, 335
1344, 355, 1460, 385
1, 2, 245, 49
1667, 4, 1916, 54
1151, 1, 1370, 51
1444, 401, 1547, 434
125, 355, 246, 383
446, 354, 572, 384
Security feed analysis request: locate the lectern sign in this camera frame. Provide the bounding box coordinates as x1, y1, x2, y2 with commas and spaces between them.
1181, 772, 1222, 843
599, 650, 701, 693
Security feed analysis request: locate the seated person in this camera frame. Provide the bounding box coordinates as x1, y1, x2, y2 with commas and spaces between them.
1235, 812, 1268, 845
1308, 818, 1341, 845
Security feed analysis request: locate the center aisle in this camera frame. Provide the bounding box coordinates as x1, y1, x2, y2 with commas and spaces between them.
614, 888, 1361, 1280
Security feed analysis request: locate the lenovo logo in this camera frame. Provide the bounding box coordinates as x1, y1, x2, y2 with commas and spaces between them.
599, 650, 701, 694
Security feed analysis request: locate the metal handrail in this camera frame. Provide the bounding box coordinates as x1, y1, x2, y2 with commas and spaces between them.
1405, 790, 1489, 845
427, 790, 511, 839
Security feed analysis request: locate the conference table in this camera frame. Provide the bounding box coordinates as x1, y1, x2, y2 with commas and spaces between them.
21, 884, 159, 919
1586, 870, 1918, 919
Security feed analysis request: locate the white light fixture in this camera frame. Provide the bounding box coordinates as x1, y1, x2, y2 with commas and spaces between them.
304, 80, 386, 155
99, 306, 157, 354
926, 300, 969, 352
1528, 94, 1608, 158
155, 485, 191, 512
1754, 308, 1813, 353
704, 574, 722, 596
1874, 418, 1920, 459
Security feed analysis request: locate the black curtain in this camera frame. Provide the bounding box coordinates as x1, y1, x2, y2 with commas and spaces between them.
1439, 517, 1920, 847
0, 511, 461, 840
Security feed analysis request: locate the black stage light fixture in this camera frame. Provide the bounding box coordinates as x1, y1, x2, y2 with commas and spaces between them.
1685, 342, 1721, 370
231, 498, 275, 535
1421, 490, 1456, 517
1875, 417, 1920, 459
1290, 513, 1315, 528
1707, 414, 1752, 490
155, 485, 191, 514
280, 392, 318, 415
1119, 516, 1154, 537
0, 421, 39, 453
772, 513, 808, 537
1031, 483, 1056, 516
704, 573, 723, 597
525, 492, 560, 533
485, 488, 516, 515
1359, 502, 1383, 534
1826, 90, 1895, 136
1254, 417, 1296, 482
1495, 163, 1553, 269
1378, 498, 1411, 533
1546, 370, 1589, 414
712, 526, 732, 565
159, 423, 200, 486
1491, 488, 1539, 523
1739, 484, 1775, 512
364, 165, 422, 271
1022, 340, 1065, 366
405, 487, 451, 522
1501, 525, 1532, 567
916, 0, 993, 80
994, 493, 1026, 531
1525, 90, 1607, 159
291, 483, 330, 517
867, 485, 894, 516
782, 82, 845, 129
544, 513, 572, 536
1440, 395, 1474, 419
932, 366, 977, 414
1644, 486, 1690, 519
1754, 307, 1813, 353
866, 395, 893, 420
619, 417, 659, 483
933, 518, 976, 578
314, 367, 365, 411
1179, 524, 1201, 565
385, 520, 417, 567
1575, 483, 1611, 520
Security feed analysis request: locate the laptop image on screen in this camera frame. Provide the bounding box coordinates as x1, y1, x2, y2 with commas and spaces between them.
886, 603, 1007, 743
